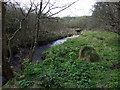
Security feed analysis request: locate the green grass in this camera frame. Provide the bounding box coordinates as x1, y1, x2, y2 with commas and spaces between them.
4, 30, 120, 88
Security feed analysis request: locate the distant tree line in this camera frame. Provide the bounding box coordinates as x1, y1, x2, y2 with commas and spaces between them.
89, 2, 120, 34
62, 2, 120, 35
61, 16, 89, 29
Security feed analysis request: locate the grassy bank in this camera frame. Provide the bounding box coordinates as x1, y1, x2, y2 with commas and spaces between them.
4, 30, 120, 88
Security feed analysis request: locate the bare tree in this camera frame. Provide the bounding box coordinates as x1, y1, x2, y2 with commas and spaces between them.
6, 0, 34, 62
28, 0, 79, 62
3, 0, 80, 64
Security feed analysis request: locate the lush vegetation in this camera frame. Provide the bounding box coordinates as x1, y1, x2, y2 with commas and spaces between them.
4, 30, 120, 88
61, 16, 90, 29
2, 1, 119, 88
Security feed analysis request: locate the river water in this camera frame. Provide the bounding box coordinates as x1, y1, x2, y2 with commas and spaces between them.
12, 34, 79, 64
32, 34, 79, 63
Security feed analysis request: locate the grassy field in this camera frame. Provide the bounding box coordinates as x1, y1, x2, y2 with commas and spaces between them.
4, 30, 120, 88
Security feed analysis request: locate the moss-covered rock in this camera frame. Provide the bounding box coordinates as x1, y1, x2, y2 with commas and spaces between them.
78, 46, 101, 62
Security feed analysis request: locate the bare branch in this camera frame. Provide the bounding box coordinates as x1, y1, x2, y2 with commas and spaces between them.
15, 2, 26, 17
41, 0, 50, 12
33, 3, 40, 14
7, 0, 34, 62
13, 0, 34, 18
25, 2, 33, 17
49, 0, 79, 17
44, 6, 62, 15
9, 20, 22, 41
39, 0, 43, 15
8, 0, 34, 41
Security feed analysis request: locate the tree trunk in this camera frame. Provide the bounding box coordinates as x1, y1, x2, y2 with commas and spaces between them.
29, 16, 40, 62
29, 1, 42, 62
1, 2, 13, 85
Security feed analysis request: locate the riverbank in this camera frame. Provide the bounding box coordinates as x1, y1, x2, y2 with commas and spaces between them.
1, 32, 78, 86
4, 30, 120, 88
10, 34, 79, 67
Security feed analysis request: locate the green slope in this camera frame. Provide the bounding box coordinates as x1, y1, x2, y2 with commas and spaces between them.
4, 30, 120, 88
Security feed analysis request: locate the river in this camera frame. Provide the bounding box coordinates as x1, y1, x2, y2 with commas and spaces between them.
11, 34, 79, 65
32, 34, 79, 63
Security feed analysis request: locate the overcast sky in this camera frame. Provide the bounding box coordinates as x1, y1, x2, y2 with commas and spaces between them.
45, 0, 96, 17
11, 0, 97, 17
52, 0, 96, 17
11, 0, 120, 17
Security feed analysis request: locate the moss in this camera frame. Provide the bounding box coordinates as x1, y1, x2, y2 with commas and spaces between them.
78, 46, 100, 62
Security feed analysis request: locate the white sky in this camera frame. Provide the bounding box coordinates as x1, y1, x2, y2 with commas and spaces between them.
11, 0, 97, 17
55, 0, 96, 17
